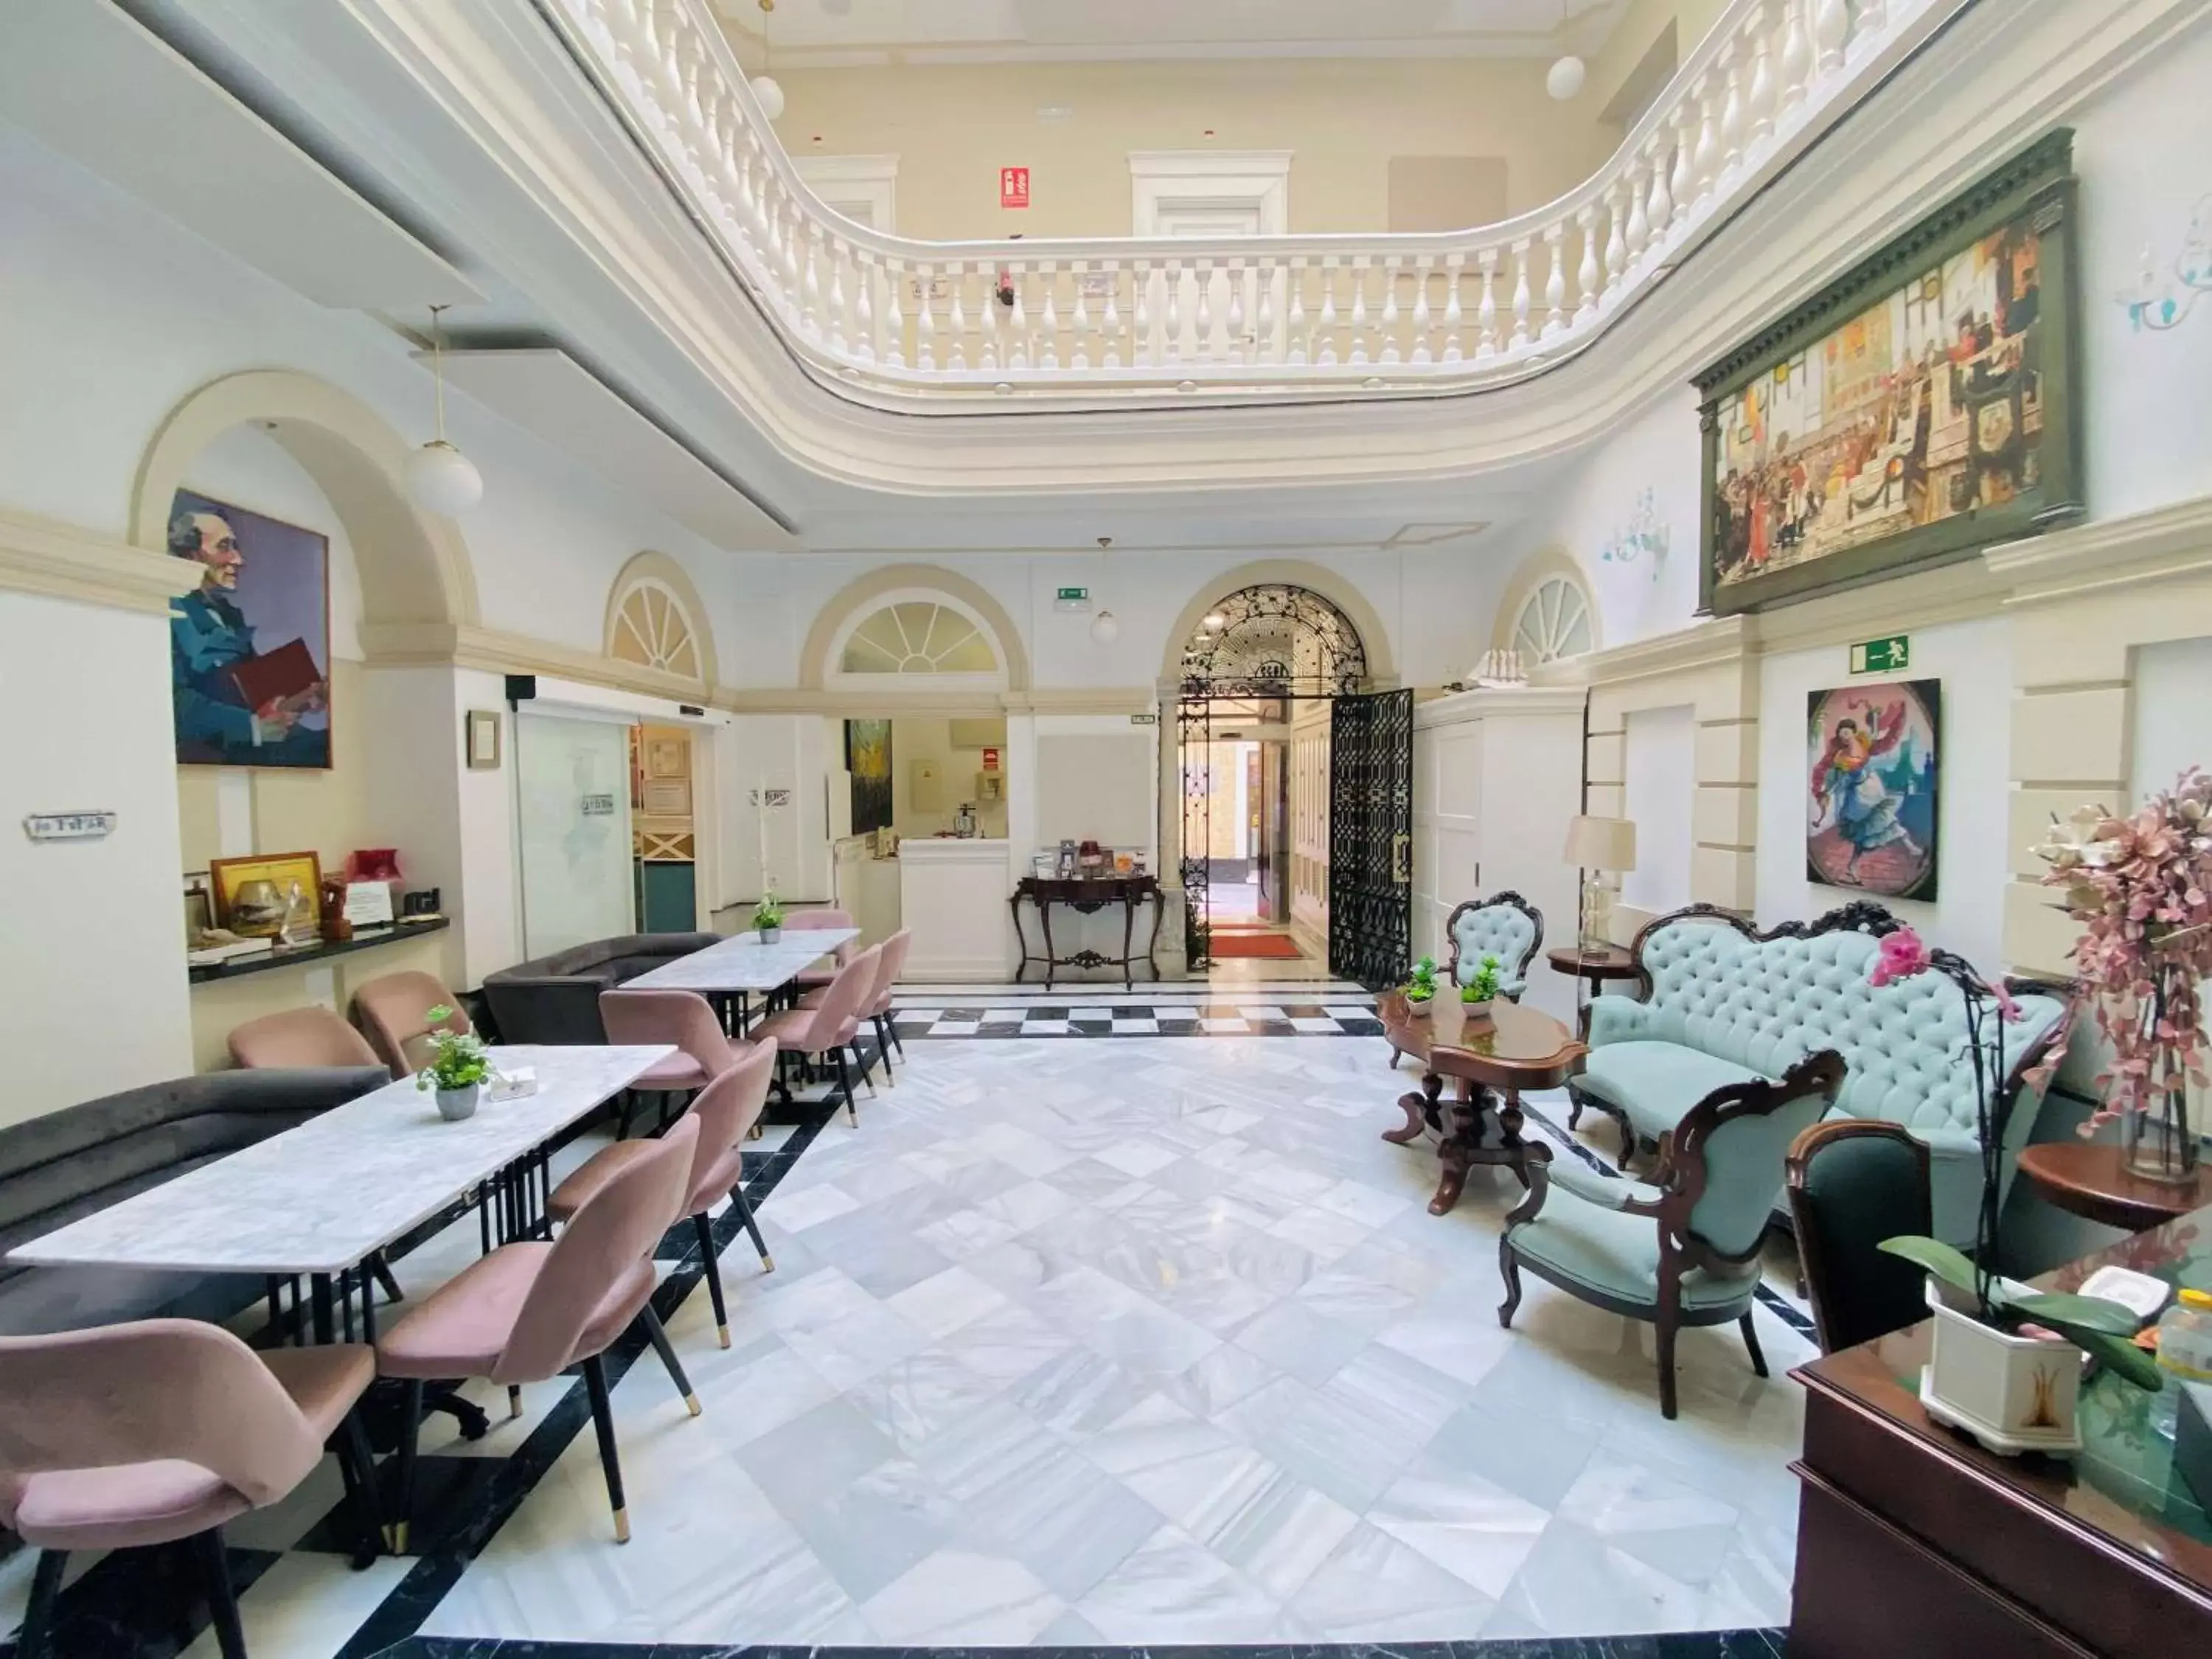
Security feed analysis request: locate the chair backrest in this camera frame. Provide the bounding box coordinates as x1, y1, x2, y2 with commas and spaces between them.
0, 1319, 324, 1509
790, 945, 879, 1048
228, 1006, 380, 1071
1669, 1049, 1849, 1262
867, 929, 912, 1015
1444, 894, 1543, 989
499, 1116, 698, 1381
352, 971, 468, 1077
597, 988, 736, 1077
683, 1041, 777, 1211
787, 908, 857, 964
1628, 905, 2065, 1138
1787, 1118, 1935, 1353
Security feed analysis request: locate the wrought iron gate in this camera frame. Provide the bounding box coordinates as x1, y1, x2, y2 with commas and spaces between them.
1327, 688, 1413, 989
1178, 695, 1214, 968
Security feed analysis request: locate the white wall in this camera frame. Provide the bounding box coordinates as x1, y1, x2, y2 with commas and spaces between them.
1755, 616, 2012, 971
1621, 703, 1695, 915
2129, 636, 2212, 804
0, 594, 193, 1121
1034, 720, 1154, 855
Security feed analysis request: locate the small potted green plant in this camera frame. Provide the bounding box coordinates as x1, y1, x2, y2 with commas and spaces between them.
753, 889, 785, 945
1460, 953, 1503, 1018
415, 1009, 490, 1122
1403, 955, 1439, 1015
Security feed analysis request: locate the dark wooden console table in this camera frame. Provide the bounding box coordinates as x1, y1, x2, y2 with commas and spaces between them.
1792, 1203, 2212, 1658
1009, 874, 1164, 991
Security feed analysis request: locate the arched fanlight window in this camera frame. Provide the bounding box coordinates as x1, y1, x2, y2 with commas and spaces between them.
610, 579, 704, 682
1510, 573, 1596, 665
837, 599, 1001, 675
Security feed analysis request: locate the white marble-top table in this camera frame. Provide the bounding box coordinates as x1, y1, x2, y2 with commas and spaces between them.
7, 1044, 672, 1278
623, 927, 860, 992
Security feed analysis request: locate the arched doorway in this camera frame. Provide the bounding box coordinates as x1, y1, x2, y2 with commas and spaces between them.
1175, 584, 1408, 987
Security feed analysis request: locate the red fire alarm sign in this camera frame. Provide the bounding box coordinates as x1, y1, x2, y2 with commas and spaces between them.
982, 747, 1001, 771
1000, 167, 1030, 209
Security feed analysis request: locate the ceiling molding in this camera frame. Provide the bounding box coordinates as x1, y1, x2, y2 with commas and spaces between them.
0, 508, 201, 616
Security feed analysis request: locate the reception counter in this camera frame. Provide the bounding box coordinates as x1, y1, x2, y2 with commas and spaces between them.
897, 838, 1015, 981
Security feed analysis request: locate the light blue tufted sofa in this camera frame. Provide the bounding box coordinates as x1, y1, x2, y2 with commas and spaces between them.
1442, 892, 1545, 996
1568, 903, 2067, 1247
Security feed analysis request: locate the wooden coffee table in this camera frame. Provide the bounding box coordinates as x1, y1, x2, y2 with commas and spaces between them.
1376, 990, 1585, 1216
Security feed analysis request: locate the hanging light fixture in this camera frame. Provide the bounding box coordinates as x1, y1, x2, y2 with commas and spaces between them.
1201, 611, 1227, 631
751, 0, 785, 120
405, 304, 484, 516
1090, 536, 1119, 644
1545, 55, 1586, 100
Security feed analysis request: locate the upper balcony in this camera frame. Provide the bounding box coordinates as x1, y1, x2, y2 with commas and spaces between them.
547, 0, 1963, 414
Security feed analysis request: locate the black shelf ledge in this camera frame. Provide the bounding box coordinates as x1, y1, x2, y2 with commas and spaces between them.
187, 917, 451, 984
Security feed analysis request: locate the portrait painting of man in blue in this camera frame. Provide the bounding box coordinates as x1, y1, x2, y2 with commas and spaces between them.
167, 490, 330, 768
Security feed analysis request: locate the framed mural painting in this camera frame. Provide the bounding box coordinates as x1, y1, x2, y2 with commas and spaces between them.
846, 718, 894, 836
167, 490, 333, 768
1694, 131, 2083, 617
1807, 679, 1940, 902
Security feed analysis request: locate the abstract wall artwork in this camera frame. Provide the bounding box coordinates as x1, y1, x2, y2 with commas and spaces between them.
167, 490, 332, 768
1806, 679, 1941, 901
1697, 132, 2081, 616
846, 718, 894, 836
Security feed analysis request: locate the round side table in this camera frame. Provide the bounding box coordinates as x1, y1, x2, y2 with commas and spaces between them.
1545, 945, 1639, 1040
2017, 1142, 2212, 1234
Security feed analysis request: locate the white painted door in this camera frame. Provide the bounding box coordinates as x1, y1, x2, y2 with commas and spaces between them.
1150, 203, 1262, 364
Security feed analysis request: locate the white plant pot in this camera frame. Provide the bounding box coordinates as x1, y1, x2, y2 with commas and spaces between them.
758, 926, 782, 945
1919, 1276, 2084, 1456
434, 1082, 481, 1123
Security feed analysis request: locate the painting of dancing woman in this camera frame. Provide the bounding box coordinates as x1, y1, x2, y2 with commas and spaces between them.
1806, 679, 1941, 900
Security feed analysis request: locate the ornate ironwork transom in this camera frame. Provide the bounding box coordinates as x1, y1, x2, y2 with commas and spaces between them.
1178, 585, 1369, 699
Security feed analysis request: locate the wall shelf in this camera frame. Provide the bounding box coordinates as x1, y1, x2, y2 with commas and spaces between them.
187, 917, 451, 985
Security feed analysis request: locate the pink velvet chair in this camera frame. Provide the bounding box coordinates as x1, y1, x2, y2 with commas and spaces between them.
0, 1321, 381, 1658
752, 945, 879, 1124
547, 1041, 778, 1349
376, 1116, 700, 1547
809, 928, 911, 1082
787, 908, 857, 994
227, 1006, 380, 1071
598, 988, 737, 1138
352, 971, 468, 1078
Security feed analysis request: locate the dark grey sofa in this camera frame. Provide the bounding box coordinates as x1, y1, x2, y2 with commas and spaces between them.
0, 1068, 388, 1335
480, 932, 718, 1045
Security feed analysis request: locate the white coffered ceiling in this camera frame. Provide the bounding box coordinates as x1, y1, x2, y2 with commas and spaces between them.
715, 0, 1629, 67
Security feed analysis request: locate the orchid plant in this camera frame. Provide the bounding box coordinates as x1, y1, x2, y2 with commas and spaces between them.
2033, 768, 2212, 1144
1869, 928, 2159, 1388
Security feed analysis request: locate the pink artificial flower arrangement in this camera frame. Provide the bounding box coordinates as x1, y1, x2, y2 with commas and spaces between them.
2033, 768, 2212, 1133
1869, 925, 2023, 1020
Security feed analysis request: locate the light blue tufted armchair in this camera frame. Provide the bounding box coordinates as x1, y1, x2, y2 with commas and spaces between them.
1501, 1049, 1848, 1419
1568, 903, 2067, 1246
1442, 892, 1544, 998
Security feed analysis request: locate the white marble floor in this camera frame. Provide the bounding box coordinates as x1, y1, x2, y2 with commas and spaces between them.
420, 1032, 1810, 1649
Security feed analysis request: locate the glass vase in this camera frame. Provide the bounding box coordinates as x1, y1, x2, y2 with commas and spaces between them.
2123, 1079, 2200, 1186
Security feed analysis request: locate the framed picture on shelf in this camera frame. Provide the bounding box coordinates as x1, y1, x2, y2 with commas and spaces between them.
1694, 131, 2081, 616
183, 873, 213, 944
208, 851, 324, 938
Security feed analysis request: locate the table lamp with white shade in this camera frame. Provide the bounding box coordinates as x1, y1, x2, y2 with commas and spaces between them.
1563, 814, 1638, 956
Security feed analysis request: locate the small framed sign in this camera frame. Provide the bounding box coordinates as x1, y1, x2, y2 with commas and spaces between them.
343, 881, 397, 928
466, 709, 502, 769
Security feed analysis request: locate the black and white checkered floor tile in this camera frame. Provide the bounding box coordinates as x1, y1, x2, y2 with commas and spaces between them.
891, 998, 1384, 1038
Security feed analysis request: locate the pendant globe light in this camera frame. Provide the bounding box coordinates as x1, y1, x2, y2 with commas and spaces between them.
1089, 537, 1119, 644
405, 305, 484, 517
751, 0, 785, 121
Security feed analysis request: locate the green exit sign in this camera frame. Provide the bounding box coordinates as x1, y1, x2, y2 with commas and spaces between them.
1052, 585, 1091, 613
1850, 634, 1910, 675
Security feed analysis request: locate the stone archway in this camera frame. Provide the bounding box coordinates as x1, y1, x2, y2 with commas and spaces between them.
130, 369, 478, 630
1158, 558, 1395, 690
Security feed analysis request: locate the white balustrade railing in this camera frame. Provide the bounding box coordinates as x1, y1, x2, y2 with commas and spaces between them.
550, 0, 1959, 407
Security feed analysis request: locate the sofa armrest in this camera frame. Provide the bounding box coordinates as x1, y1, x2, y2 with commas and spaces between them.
1586, 996, 1655, 1048
1545, 1158, 1667, 1214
